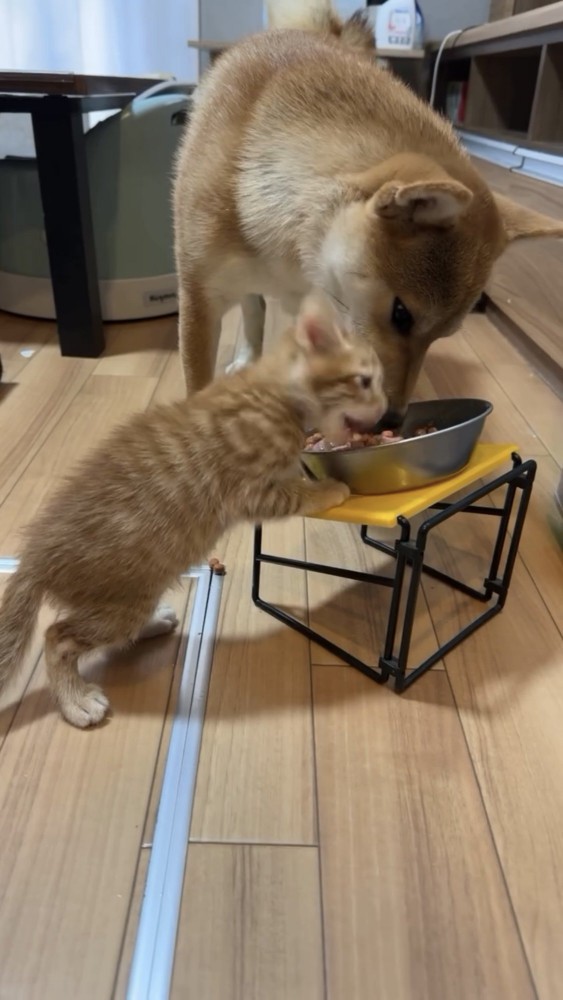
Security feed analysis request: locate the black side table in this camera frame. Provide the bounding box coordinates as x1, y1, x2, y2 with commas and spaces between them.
1, 89, 135, 357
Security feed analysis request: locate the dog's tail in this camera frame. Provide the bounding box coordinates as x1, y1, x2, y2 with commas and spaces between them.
266, 0, 375, 51
0, 563, 43, 692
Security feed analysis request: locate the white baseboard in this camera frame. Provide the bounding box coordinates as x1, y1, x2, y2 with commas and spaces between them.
457, 129, 563, 188
457, 131, 524, 170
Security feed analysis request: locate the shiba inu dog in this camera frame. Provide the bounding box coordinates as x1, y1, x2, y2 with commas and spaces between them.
174, 0, 563, 425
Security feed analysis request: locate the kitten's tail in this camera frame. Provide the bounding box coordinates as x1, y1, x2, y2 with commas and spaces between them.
266, 0, 374, 51
0, 564, 43, 691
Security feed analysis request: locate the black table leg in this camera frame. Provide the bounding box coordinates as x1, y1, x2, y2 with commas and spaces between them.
32, 101, 105, 357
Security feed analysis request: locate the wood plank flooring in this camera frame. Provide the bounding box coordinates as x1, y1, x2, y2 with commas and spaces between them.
473, 157, 563, 376
0, 305, 561, 999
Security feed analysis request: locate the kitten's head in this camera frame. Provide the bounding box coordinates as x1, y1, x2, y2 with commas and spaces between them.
285, 293, 387, 444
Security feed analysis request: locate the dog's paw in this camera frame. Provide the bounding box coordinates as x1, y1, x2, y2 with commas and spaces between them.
225, 346, 259, 375
60, 683, 110, 728
226, 358, 246, 375
138, 605, 180, 640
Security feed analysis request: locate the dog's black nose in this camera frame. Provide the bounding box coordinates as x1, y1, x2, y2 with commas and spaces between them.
375, 409, 405, 432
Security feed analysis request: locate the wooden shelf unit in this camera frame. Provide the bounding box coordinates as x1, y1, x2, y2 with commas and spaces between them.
434, 2, 563, 148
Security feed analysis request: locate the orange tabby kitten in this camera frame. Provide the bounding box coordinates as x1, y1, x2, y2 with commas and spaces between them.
0, 294, 385, 728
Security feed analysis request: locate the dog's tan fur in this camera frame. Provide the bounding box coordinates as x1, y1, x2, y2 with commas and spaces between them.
174, 0, 563, 418
0, 295, 384, 727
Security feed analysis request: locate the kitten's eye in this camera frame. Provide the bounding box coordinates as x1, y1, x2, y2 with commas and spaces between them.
391, 297, 414, 335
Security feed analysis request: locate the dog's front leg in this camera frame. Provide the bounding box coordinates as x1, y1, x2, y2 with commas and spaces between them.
178, 274, 224, 394
226, 294, 267, 374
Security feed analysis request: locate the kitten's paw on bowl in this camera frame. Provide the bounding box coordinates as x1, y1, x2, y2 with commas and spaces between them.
307, 479, 351, 513
324, 479, 351, 507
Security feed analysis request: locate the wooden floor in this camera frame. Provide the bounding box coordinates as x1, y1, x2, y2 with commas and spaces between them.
0, 304, 562, 1000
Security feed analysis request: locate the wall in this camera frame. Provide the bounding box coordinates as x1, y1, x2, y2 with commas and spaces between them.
199, 0, 264, 42
418, 0, 490, 42
0, 0, 199, 158
197, 0, 263, 74
197, 0, 492, 54
0, 0, 199, 83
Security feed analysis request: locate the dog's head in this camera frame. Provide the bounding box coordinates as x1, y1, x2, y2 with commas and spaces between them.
319, 153, 563, 426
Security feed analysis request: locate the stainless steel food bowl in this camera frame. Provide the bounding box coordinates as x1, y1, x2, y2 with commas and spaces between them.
301, 398, 493, 495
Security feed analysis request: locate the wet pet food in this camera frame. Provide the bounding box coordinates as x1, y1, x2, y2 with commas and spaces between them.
304, 423, 438, 453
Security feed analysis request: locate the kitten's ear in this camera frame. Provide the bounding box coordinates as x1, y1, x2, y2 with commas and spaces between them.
294, 293, 348, 354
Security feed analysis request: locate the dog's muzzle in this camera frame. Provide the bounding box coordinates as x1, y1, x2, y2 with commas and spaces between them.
375, 409, 405, 432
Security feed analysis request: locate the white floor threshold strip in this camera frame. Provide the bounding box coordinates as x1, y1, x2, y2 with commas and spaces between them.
126, 564, 223, 1000
0, 557, 18, 573
0, 555, 223, 1000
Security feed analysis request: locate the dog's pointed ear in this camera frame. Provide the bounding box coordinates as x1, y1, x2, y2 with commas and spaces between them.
342, 156, 473, 227
368, 179, 473, 227
493, 192, 563, 242
294, 292, 349, 354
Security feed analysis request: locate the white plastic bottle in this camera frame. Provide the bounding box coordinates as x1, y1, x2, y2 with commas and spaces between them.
368, 0, 422, 51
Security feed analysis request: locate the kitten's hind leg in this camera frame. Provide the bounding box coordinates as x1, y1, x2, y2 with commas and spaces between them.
45, 600, 158, 728
45, 618, 111, 728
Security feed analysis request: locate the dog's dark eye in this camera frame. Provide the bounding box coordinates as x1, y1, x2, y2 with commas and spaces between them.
391, 297, 414, 335
351, 374, 373, 390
